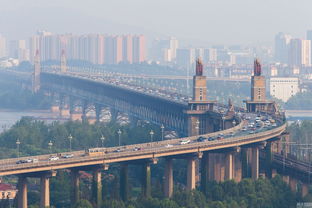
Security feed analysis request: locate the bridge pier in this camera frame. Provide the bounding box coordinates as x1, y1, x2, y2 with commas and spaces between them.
164, 158, 173, 198
225, 152, 234, 180
142, 163, 151, 198
17, 176, 28, 208
234, 152, 242, 182
251, 147, 259, 180
301, 183, 309, 198
40, 175, 50, 208
120, 164, 129, 201
201, 152, 211, 195
92, 168, 102, 208
187, 157, 196, 191
70, 169, 80, 204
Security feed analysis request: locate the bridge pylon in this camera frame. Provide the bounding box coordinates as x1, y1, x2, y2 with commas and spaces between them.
32, 50, 41, 93
184, 58, 216, 136
244, 59, 277, 113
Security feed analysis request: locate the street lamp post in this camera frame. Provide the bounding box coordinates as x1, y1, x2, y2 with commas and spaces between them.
117, 129, 122, 146
16, 139, 21, 158
68, 134, 73, 152
150, 130, 154, 143
160, 124, 164, 141
48, 140, 53, 154
100, 135, 105, 148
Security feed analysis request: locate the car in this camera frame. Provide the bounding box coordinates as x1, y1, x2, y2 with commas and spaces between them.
208, 137, 214, 141
249, 131, 255, 134
113, 148, 121, 153
229, 132, 235, 136
217, 136, 224, 140
180, 139, 191, 145
31, 158, 39, 163
165, 144, 173, 148
133, 147, 141, 151
16, 160, 26, 164
48, 156, 59, 161
241, 127, 247, 131
272, 123, 277, 127
62, 154, 74, 159
197, 136, 206, 142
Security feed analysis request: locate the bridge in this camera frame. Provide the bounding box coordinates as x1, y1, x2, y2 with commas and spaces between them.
0, 57, 307, 208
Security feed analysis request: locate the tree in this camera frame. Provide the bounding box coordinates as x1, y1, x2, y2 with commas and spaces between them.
73, 199, 93, 208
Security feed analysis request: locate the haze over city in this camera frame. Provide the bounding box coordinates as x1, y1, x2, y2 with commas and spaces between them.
1, 1, 312, 208
1, 0, 312, 45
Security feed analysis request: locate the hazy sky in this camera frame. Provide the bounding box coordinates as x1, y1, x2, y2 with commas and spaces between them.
1, 0, 312, 45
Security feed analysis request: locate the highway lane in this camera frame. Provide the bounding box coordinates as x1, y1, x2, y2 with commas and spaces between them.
0, 114, 283, 175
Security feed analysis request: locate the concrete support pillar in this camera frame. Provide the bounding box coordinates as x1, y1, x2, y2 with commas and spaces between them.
214, 154, 221, 182
164, 158, 173, 198
241, 148, 249, 178
201, 152, 210, 195
142, 163, 151, 198
289, 177, 297, 192
265, 142, 273, 178
40, 176, 50, 208
17, 176, 27, 208
234, 153, 242, 182
92, 169, 102, 208
302, 183, 309, 198
120, 164, 129, 201
70, 169, 80, 204
251, 147, 259, 180
225, 152, 234, 180
187, 157, 196, 191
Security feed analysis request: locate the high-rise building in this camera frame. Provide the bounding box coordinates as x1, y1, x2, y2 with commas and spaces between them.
0, 34, 6, 58
105, 36, 123, 64
307, 30, 312, 64
275, 32, 292, 63
122, 35, 133, 64
176, 48, 195, 68
169, 37, 179, 60
9, 40, 26, 58
133, 35, 145, 63
203, 48, 217, 63
288, 39, 311, 67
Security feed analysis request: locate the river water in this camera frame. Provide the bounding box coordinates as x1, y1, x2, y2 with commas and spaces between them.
0, 110, 54, 133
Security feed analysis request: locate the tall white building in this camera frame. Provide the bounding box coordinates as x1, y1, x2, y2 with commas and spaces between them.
269, 77, 299, 102
288, 39, 311, 67
0, 34, 6, 58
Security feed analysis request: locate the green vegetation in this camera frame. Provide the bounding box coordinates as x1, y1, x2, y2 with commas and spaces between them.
0, 118, 303, 207
285, 92, 312, 110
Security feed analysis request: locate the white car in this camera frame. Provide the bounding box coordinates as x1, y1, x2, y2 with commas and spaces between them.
49, 156, 59, 161
180, 139, 191, 145
165, 144, 173, 148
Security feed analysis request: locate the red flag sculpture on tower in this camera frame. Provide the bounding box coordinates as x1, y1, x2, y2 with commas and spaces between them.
254, 59, 261, 76
196, 58, 203, 76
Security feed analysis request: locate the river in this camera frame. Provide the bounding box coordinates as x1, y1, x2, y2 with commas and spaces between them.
0, 109, 56, 133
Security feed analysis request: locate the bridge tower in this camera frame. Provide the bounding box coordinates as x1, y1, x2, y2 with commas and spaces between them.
185, 58, 215, 136
60, 49, 67, 73
32, 50, 41, 93
245, 59, 277, 113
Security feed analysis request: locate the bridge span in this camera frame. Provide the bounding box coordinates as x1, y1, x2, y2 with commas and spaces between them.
1, 58, 307, 208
